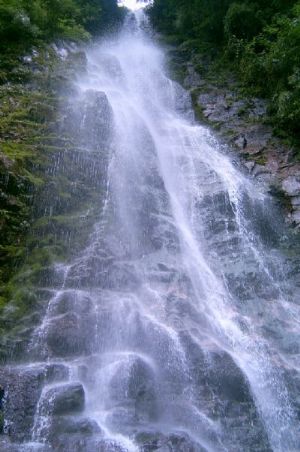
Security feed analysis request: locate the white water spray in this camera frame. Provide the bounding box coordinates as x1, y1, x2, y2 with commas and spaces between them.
13, 6, 300, 452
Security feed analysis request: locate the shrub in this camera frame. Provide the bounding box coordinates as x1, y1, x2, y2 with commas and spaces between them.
224, 2, 263, 41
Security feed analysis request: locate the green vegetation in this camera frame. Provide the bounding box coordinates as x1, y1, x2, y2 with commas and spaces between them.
148, 0, 300, 142
0, 2, 125, 357
0, 0, 122, 48
0, 48, 107, 360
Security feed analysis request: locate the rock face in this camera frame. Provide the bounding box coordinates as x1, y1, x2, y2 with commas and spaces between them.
0, 43, 113, 363
0, 363, 69, 442
173, 48, 300, 228
135, 430, 205, 451
282, 176, 300, 197
65, 89, 113, 152
106, 356, 157, 430
41, 383, 85, 416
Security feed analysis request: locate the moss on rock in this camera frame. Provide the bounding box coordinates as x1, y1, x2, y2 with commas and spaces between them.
0, 42, 108, 360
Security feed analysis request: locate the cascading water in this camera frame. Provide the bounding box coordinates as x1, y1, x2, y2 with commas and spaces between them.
3, 5, 300, 452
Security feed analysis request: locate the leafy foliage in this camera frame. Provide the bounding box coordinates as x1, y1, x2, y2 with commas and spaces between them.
0, 0, 122, 46
149, 0, 300, 139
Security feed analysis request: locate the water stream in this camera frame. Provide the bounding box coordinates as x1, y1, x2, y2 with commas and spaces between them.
4, 6, 300, 452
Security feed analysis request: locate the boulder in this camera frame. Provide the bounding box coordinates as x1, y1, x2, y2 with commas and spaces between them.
41, 383, 85, 416
45, 311, 94, 357
282, 176, 300, 197
51, 436, 126, 452
135, 430, 203, 451
107, 356, 157, 424
0, 363, 68, 442
52, 416, 101, 435
64, 90, 113, 152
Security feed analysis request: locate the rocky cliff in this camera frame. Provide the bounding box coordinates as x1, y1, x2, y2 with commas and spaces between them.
168, 44, 300, 229
0, 43, 108, 361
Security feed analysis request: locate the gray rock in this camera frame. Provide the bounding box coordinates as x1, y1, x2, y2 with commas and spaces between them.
241, 125, 272, 154
173, 82, 193, 118
51, 416, 102, 435
252, 164, 271, 178
0, 437, 19, 451
135, 430, 204, 451
45, 311, 94, 357
108, 356, 157, 423
291, 196, 300, 207
291, 209, 300, 225
80, 90, 113, 150
64, 90, 113, 152
198, 94, 231, 122
244, 161, 255, 172
282, 176, 300, 197
0, 363, 68, 442
235, 134, 247, 149
41, 383, 85, 415
51, 436, 126, 452
183, 65, 203, 89
92, 54, 124, 83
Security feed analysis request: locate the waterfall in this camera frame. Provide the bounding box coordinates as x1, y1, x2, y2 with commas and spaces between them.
4, 7, 300, 452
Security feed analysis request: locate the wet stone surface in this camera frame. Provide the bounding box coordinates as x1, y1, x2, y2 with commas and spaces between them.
174, 48, 300, 229
41, 383, 85, 416
0, 363, 69, 442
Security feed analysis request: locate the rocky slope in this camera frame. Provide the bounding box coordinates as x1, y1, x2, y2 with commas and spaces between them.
0, 43, 107, 359
168, 44, 300, 228
0, 42, 114, 446
0, 30, 299, 449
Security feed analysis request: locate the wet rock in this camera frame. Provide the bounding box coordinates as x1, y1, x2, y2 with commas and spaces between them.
207, 350, 253, 403
173, 82, 193, 119
282, 175, 300, 197
0, 437, 19, 452
105, 407, 137, 432
0, 364, 68, 442
65, 90, 113, 152
235, 134, 247, 150
41, 383, 85, 415
197, 93, 249, 124
66, 258, 140, 291
81, 90, 113, 149
239, 125, 272, 155
92, 54, 124, 84
45, 311, 94, 357
48, 290, 94, 317
107, 356, 157, 424
136, 430, 203, 451
51, 416, 102, 435
291, 196, 300, 207
252, 163, 271, 178
178, 54, 300, 227
244, 161, 255, 172
198, 94, 229, 122
182, 336, 270, 450
44, 364, 70, 383
291, 209, 300, 224
183, 64, 203, 89
51, 436, 126, 452
30, 265, 67, 288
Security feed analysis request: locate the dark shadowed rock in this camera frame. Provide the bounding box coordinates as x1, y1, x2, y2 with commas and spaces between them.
45, 311, 94, 357
135, 430, 204, 451
108, 356, 157, 423
41, 383, 85, 415
0, 363, 69, 442
282, 175, 300, 197
51, 436, 127, 452
64, 90, 113, 152
52, 416, 101, 435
